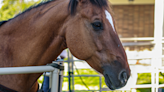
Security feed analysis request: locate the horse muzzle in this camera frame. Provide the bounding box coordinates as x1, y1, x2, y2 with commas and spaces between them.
102, 65, 130, 90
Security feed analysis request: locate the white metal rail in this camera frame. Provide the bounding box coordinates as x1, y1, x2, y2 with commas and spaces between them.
0, 64, 62, 92
0, 66, 56, 75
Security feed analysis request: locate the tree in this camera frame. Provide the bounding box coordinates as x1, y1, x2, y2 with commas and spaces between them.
0, 0, 42, 21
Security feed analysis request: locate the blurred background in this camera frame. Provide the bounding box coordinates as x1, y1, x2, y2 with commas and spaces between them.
1, 0, 164, 92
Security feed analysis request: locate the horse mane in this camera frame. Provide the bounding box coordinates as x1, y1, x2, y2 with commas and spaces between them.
0, 21, 8, 26
0, 0, 110, 27
68, 0, 109, 15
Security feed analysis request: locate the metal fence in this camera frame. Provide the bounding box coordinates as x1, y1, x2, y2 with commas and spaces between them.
63, 37, 164, 92
0, 63, 62, 92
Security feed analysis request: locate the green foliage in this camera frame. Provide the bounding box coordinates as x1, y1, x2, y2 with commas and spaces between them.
159, 72, 164, 84
0, 0, 42, 21
74, 77, 100, 89
137, 73, 164, 85
137, 88, 151, 92
137, 73, 151, 84
38, 75, 44, 84
74, 69, 98, 75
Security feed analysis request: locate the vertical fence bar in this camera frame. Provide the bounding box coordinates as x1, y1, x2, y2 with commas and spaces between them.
51, 68, 59, 92
156, 69, 159, 92
49, 72, 52, 90
99, 76, 102, 92
68, 63, 71, 92
58, 60, 64, 92
68, 50, 72, 92
68, 50, 75, 92
71, 54, 75, 92
151, 67, 155, 92
154, 0, 164, 91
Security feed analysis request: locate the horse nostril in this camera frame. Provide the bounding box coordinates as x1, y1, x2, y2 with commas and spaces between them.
119, 71, 128, 85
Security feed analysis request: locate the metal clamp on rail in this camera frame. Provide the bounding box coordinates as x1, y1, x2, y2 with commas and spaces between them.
47, 63, 64, 71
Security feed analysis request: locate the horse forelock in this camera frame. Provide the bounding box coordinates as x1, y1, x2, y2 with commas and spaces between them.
89, 0, 108, 8
68, 0, 109, 15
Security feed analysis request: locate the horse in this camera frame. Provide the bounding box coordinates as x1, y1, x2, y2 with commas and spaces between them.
0, 0, 130, 92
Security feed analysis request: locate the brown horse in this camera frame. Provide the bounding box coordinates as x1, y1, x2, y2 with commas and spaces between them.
0, 0, 130, 92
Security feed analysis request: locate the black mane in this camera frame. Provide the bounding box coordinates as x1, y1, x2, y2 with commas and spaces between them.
0, 0, 109, 27
68, 0, 108, 15
0, 21, 8, 26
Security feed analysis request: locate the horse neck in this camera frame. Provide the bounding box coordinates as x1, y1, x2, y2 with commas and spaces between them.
0, 1, 70, 91
0, 0, 69, 67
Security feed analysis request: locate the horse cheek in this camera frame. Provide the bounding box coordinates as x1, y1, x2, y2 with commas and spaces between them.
65, 26, 95, 60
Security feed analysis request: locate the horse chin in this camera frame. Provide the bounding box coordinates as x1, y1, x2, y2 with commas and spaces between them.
102, 65, 129, 90
104, 74, 117, 90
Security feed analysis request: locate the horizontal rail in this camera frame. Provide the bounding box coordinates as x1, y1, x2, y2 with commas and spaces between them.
122, 42, 154, 46
0, 66, 56, 75
120, 37, 154, 41
128, 57, 152, 60
131, 84, 156, 88
64, 75, 102, 77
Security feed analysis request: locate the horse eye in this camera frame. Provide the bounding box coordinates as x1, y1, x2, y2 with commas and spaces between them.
91, 22, 103, 31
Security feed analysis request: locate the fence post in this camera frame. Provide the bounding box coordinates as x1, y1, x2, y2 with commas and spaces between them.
68, 50, 74, 92
51, 68, 59, 92
154, 0, 164, 67
154, 0, 164, 91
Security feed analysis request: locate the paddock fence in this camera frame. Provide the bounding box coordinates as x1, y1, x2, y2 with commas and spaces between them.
0, 63, 63, 92
61, 37, 164, 92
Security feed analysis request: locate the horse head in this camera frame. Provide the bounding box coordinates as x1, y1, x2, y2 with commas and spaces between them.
65, 0, 131, 90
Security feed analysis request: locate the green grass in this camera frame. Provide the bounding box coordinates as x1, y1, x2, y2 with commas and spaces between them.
137, 88, 151, 92
137, 73, 151, 84
137, 73, 164, 84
